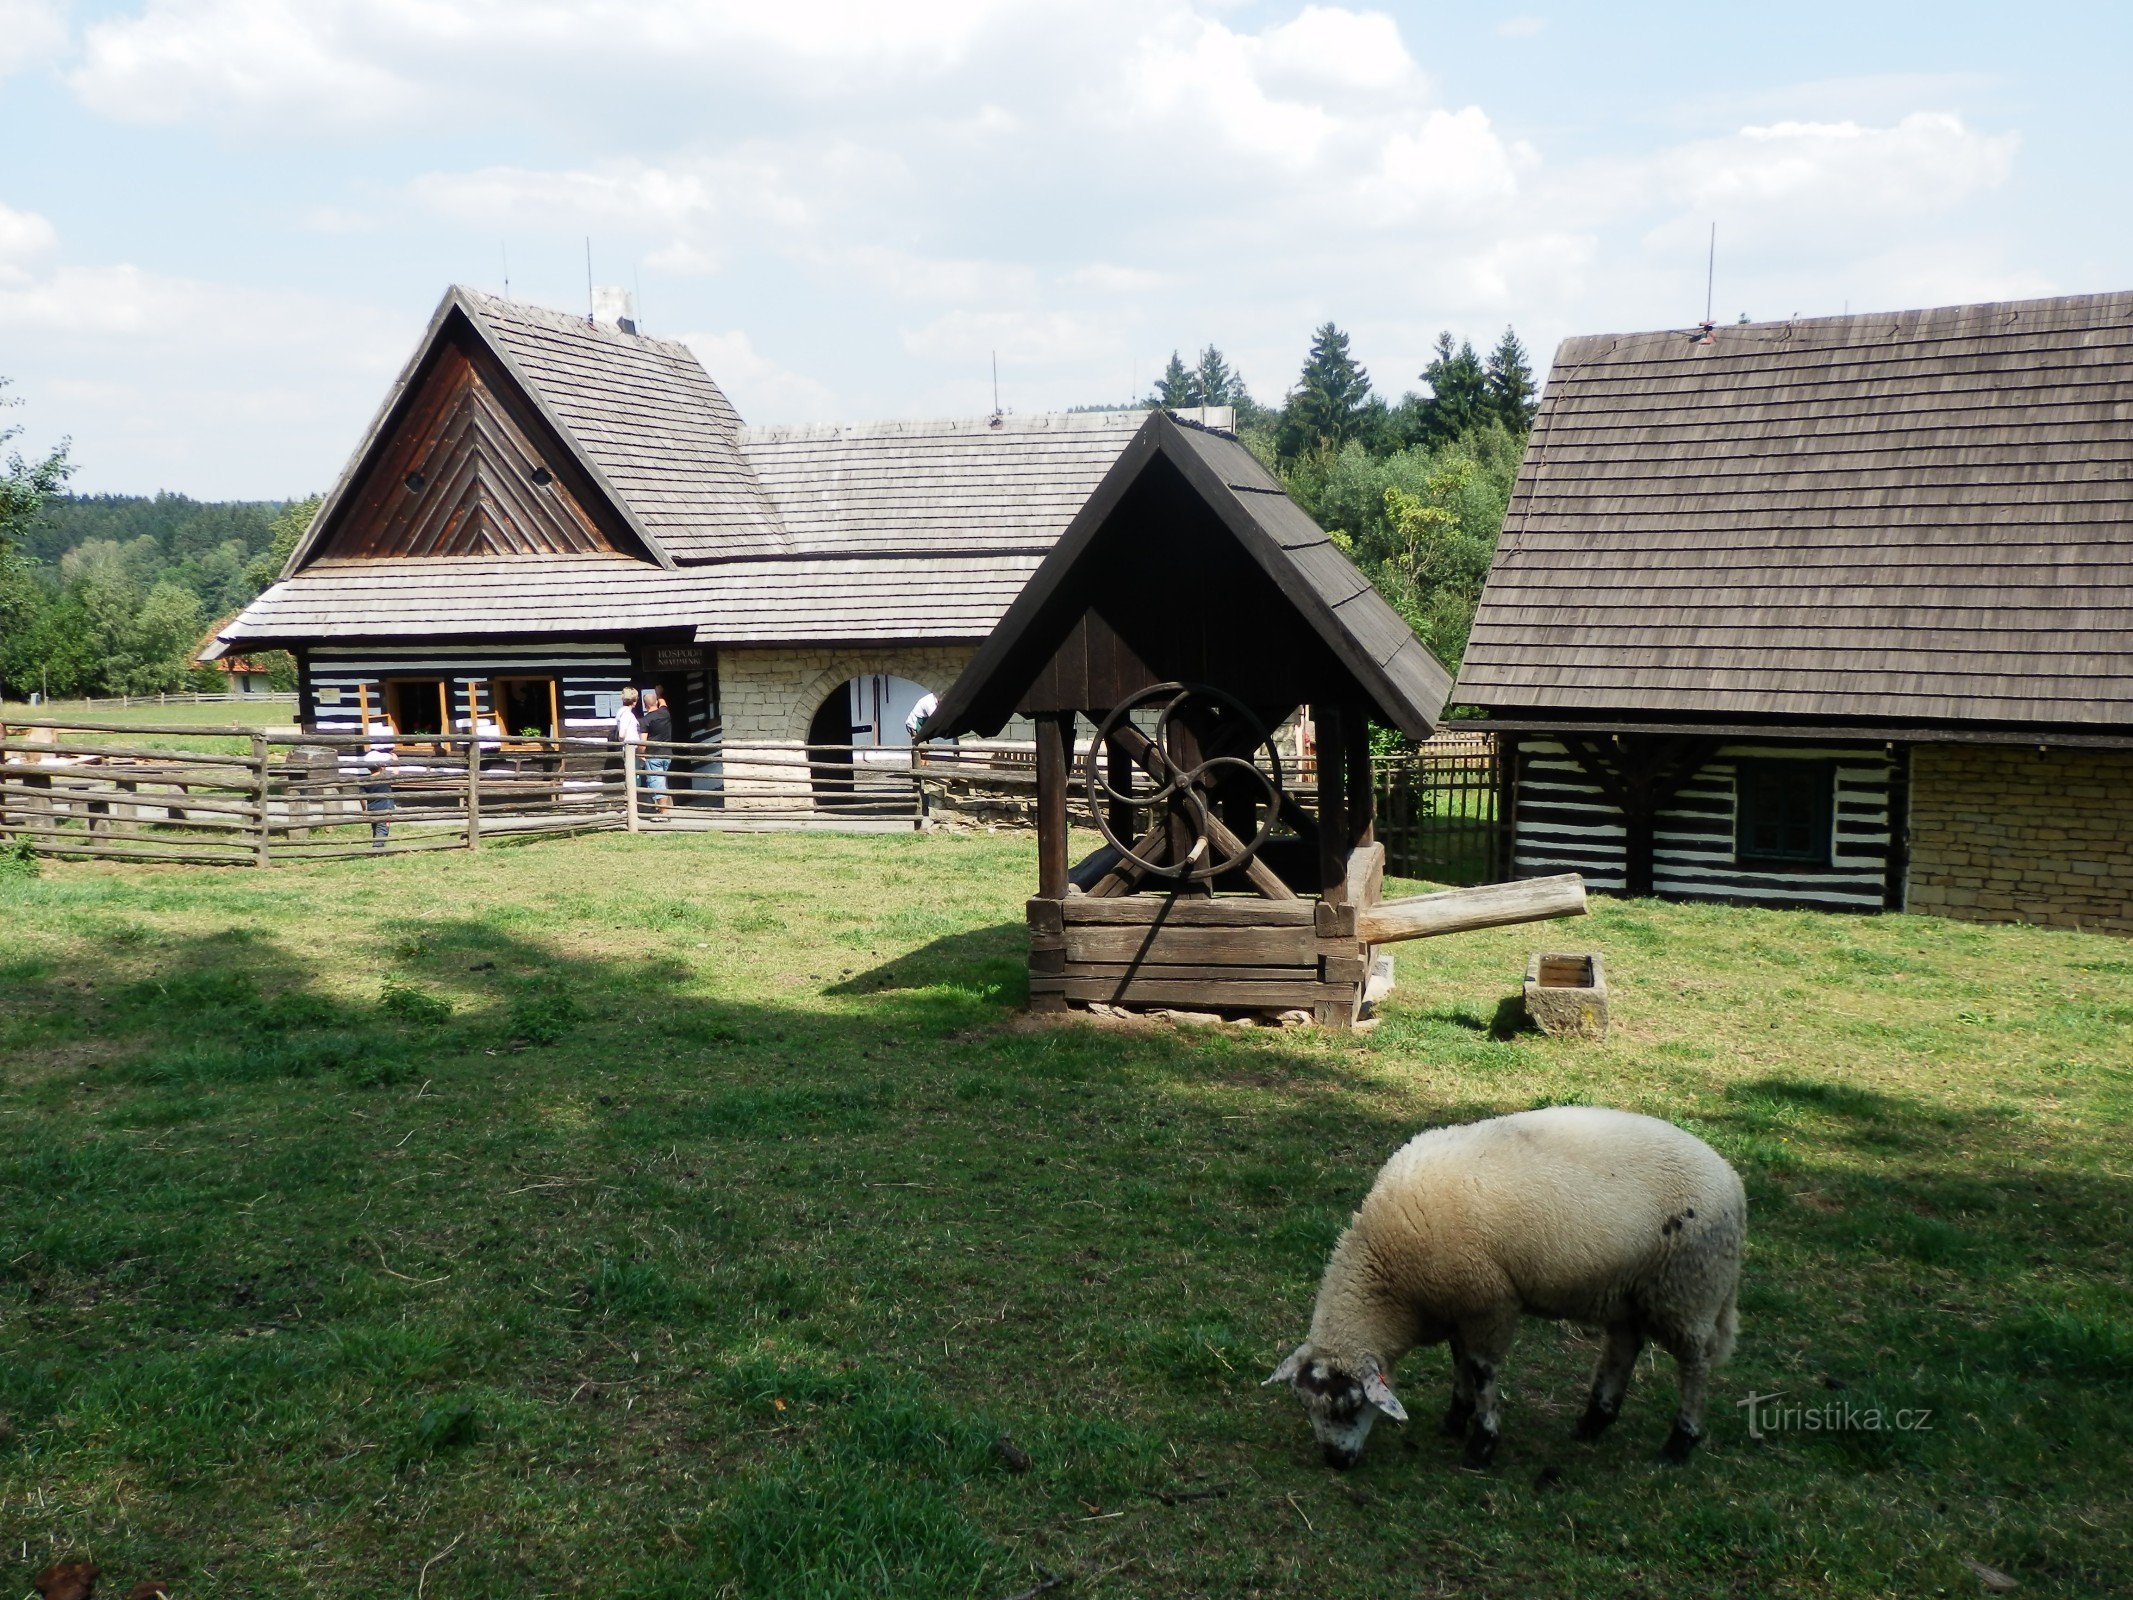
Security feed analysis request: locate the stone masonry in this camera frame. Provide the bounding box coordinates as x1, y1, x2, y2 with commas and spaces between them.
716, 644, 1031, 811
1905, 744, 2133, 935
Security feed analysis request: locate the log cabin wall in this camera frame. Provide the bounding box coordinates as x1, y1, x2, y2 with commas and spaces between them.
1510, 736, 1898, 912
300, 642, 635, 738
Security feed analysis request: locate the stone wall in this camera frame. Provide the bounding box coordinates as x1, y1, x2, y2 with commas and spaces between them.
715, 643, 1031, 811
1904, 744, 2133, 934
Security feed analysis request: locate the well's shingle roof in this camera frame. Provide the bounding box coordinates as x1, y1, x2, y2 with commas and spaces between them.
926, 412, 1453, 740
739, 411, 1147, 555
459, 289, 787, 562
1456, 290, 2133, 731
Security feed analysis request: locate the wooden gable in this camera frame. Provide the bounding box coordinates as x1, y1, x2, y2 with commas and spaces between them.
312, 314, 650, 563
926, 412, 1453, 740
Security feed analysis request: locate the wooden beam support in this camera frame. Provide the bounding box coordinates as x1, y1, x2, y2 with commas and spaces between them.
1356, 872, 1586, 945
1315, 705, 1348, 900
1036, 711, 1072, 900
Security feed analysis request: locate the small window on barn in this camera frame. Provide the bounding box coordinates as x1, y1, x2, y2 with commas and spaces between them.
1735, 759, 1834, 867
491, 676, 560, 742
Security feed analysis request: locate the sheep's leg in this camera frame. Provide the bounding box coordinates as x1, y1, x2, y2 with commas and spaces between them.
1454, 1312, 1518, 1469
1574, 1320, 1643, 1441
1660, 1348, 1711, 1462
1656, 1321, 1724, 1462
1441, 1331, 1476, 1438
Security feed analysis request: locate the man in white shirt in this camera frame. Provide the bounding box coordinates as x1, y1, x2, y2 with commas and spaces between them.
615, 686, 641, 748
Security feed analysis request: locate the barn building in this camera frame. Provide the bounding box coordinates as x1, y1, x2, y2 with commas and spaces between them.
1456, 291, 2133, 935
209, 286, 1148, 804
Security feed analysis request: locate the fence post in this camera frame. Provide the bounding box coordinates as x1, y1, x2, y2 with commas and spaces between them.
466, 734, 482, 850
251, 732, 271, 867
625, 743, 640, 832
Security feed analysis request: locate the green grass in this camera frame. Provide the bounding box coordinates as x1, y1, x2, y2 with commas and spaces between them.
1, 832, 2127, 1597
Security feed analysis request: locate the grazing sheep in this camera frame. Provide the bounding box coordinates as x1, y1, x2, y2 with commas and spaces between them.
1268, 1106, 1745, 1469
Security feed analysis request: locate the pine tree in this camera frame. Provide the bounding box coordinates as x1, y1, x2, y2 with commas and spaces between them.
1484, 326, 1538, 432
1418, 332, 1489, 445
1280, 323, 1373, 457
1193, 346, 1235, 406
1147, 351, 1199, 408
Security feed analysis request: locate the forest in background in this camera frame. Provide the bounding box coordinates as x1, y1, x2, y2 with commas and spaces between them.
0, 484, 313, 700
2, 320, 1533, 710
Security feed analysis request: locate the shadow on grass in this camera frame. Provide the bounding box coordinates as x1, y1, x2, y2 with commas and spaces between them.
4, 904, 2131, 1596
823, 921, 1027, 997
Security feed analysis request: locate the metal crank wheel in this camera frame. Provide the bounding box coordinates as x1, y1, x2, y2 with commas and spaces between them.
1083, 681, 1286, 882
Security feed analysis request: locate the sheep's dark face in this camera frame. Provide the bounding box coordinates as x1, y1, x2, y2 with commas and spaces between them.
1266, 1346, 1407, 1469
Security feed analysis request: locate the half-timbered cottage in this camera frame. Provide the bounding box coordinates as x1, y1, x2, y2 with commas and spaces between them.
210, 286, 1146, 804
1456, 291, 2133, 934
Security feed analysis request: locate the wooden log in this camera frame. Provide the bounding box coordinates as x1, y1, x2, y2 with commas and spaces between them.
1062, 924, 1319, 965
1316, 842, 1384, 936
1354, 873, 1587, 945
1051, 962, 1321, 984
1060, 895, 1316, 928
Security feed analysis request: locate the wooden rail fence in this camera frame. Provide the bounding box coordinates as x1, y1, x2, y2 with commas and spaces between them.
1, 716, 1505, 873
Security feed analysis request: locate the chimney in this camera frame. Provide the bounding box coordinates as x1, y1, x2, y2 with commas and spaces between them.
592, 285, 638, 334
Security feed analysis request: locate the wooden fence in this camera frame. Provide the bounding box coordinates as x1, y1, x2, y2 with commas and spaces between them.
1371, 729, 1506, 886
0, 719, 1049, 865
1, 716, 1504, 873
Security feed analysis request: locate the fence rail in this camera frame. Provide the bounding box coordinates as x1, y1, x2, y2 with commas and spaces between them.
3, 691, 298, 712
2, 714, 1505, 873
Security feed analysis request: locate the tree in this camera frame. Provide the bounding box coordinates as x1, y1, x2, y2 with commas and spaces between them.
0, 378, 70, 560
1147, 351, 1199, 408
0, 377, 71, 703
1416, 332, 1489, 446
244, 494, 320, 594
1278, 323, 1373, 458
1484, 326, 1538, 432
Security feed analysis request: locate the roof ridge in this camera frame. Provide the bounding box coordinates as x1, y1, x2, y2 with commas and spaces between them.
739, 410, 1147, 443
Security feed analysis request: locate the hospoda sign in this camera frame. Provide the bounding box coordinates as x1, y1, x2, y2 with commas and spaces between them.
644, 645, 714, 673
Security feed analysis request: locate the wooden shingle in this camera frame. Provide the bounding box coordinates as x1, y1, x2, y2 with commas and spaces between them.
1457, 290, 2133, 731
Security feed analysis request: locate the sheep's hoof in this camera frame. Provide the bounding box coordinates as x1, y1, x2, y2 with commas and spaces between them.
1659, 1422, 1701, 1463
1573, 1401, 1618, 1442
1461, 1426, 1499, 1469
1440, 1400, 1475, 1439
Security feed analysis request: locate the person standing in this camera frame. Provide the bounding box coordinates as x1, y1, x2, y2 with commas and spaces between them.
639, 686, 674, 816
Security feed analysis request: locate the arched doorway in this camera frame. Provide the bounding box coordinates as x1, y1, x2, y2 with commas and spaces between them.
806, 674, 931, 807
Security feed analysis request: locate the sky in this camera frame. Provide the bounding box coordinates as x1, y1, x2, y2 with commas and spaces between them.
1, 0, 2127, 499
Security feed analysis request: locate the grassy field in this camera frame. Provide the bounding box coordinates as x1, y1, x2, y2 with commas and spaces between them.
1, 832, 2127, 1598
2, 698, 295, 758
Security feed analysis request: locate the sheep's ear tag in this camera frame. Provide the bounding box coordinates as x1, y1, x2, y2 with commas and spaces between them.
1265, 1345, 1308, 1387
1363, 1370, 1407, 1422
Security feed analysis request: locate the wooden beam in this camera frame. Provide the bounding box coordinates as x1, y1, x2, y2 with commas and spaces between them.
1036, 711, 1071, 899
1355, 873, 1586, 945
1315, 705, 1348, 899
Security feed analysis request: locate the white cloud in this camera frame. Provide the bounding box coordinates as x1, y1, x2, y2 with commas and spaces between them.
1661, 113, 2018, 220
67, 0, 1027, 130
0, 201, 59, 283
679, 328, 836, 424
0, 0, 69, 79
1064, 263, 1178, 295
902, 308, 1122, 368
1496, 15, 1545, 40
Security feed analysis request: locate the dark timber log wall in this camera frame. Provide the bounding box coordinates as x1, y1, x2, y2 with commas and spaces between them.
1510, 736, 1899, 912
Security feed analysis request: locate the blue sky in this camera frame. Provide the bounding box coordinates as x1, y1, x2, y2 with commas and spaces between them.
2, 1, 2126, 498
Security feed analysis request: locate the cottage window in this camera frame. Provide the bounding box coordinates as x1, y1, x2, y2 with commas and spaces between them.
382, 678, 448, 740
491, 676, 561, 741
1735, 759, 1834, 867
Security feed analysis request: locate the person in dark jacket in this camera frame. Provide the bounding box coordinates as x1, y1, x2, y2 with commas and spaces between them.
639, 687, 674, 815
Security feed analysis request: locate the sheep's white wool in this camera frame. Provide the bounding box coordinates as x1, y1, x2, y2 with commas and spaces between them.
1273, 1106, 1746, 1468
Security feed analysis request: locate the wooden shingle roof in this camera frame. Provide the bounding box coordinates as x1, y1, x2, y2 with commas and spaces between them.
740, 412, 1146, 556
926, 411, 1453, 740
221, 552, 1041, 647
1456, 290, 2133, 732
458, 289, 787, 562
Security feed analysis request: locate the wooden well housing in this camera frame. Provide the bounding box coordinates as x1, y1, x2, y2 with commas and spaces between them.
924, 411, 1474, 1027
